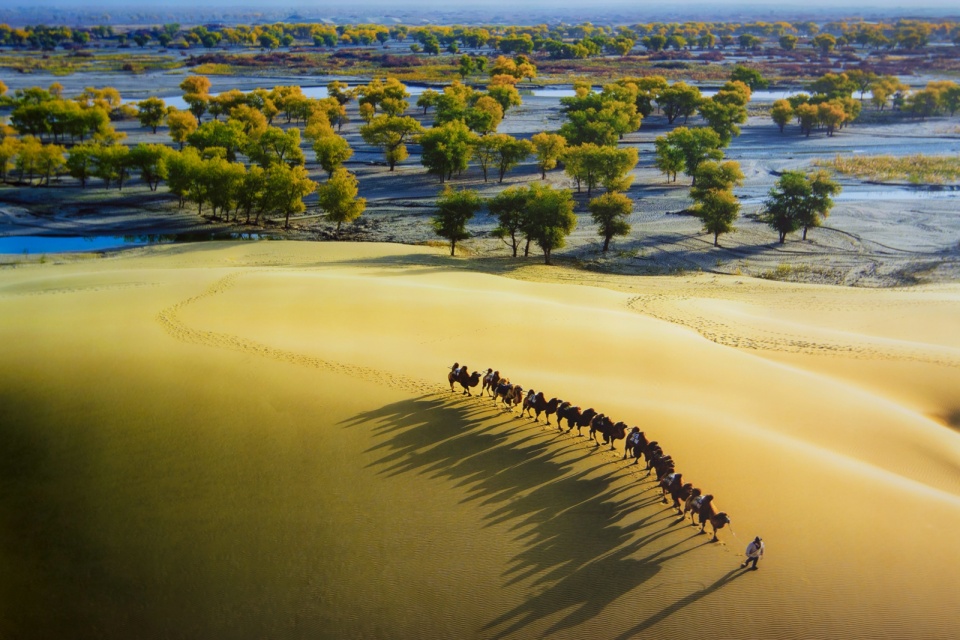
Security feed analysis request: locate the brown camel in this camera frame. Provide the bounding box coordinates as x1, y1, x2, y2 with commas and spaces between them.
690, 494, 731, 542
589, 414, 627, 450
493, 381, 524, 412
481, 369, 501, 397
524, 392, 561, 424
448, 366, 482, 395
658, 472, 684, 505
623, 428, 648, 464
683, 488, 703, 522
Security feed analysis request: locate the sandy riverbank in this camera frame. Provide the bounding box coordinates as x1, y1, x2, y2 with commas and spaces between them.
1, 241, 958, 639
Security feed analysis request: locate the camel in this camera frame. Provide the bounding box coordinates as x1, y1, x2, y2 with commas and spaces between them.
589, 414, 627, 450
448, 366, 481, 395
659, 475, 694, 514
524, 392, 561, 424
559, 406, 596, 436
690, 494, 731, 542
623, 428, 648, 464
482, 369, 501, 397
493, 381, 524, 412
659, 472, 684, 505
683, 488, 703, 522
646, 451, 675, 479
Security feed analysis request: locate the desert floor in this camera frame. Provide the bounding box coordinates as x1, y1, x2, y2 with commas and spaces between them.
1, 241, 958, 639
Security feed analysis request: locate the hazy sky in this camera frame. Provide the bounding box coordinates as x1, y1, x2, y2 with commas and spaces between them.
14, 0, 960, 8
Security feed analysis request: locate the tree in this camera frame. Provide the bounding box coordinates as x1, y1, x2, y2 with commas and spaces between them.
531, 132, 567, 179
167, 109, 198, 149
690, 160, 744, 246
128, 143, 172, 191
137, 97, 167, 133
811, 33, 836, 53
465, 96, 504, 134
317, 168, 366, 233
493, 135, 533, 183
432, 186, 483, 255
657, 127, 724, 185
458, 54, 475, 79
692, 189, 741, 247
653, 137, 684, 182
656, 82, 702, 124
779, 34, 798, 50
761, 170, 841, 243
487, 84, 522, 113
0, 138, 22, 183
235, 165, 266, 224
180, 75, 211, 123
730, 65, 769, 90
524, 183, 576, 265
262, 164, 317, 228
589, 191, 633, 251
417, 89, 440, 115
187, 120, 247, 162
419, 120, 478, 183
563, 143, 638, 195
89, 143, 130, 190
312, 134, 353, 176
359, 115, 424, 171
246, 126, 305, 168
489, 185, 531, 257
771, 99, 794, 133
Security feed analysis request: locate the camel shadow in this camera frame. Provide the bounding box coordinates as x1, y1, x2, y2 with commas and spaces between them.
341, 394, 740, 638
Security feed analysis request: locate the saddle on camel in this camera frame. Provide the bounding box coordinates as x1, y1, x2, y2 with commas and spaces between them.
623, 428, 649, 464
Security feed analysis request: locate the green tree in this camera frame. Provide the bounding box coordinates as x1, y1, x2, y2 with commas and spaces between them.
419, 120, 478, 183
317, 168, 367, 233
90, 143, 130, 190
263, 164, 317, 228
359, 115, 424, 171
692, 189, 741, 247
128, 143, 172, 191
246, 126, 305, 168
761, 170, 841, 243
524, 183, 576, 265
657, 82, 702, 124
653, 137, 684, 183
690, 160, 745, 246
137, 97, 167, 133
730, 65, 769, 90
531, 132, 567, 179
187, 120, 247, 162
458, 54, 475, 79
656, 127, 724, 185
312, 134, 353, 177
489, 185, 531, 257
588, 191, 633, 251
431, 186, 484, 255
180, 75, 211, 123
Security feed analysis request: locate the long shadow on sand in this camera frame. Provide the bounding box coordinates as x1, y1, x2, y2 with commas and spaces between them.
341, 393, 735, 638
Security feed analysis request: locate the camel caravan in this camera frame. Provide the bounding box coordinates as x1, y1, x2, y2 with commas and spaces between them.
448, 362, 732, 542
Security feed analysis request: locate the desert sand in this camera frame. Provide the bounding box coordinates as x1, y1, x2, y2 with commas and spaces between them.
1, 240, 959, 639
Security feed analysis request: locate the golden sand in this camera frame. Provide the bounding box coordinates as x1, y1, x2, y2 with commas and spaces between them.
1, 241, 958, 639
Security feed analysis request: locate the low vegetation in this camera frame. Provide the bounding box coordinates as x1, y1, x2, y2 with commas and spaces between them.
817, 154, 960, 185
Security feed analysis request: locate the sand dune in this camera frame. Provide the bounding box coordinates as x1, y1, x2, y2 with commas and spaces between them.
1, 241, 959, 639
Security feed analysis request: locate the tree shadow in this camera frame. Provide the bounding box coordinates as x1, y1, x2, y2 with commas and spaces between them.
341, 394, 740, 638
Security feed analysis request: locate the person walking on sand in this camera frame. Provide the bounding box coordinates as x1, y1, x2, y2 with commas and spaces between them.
741, 536, 764, 570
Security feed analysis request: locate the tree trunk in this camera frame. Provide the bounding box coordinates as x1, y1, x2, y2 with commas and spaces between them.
524, 238, 531, 257
714, 231, 720, 247
284, 211, 291, 228
802, 226, 808, 240
543, 247, 551, 265
779, 231, 787, 243
450, 241, 456, 256
603, 235, 610, 251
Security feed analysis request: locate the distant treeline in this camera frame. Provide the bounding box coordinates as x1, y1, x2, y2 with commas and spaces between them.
0, 19, 957, 57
